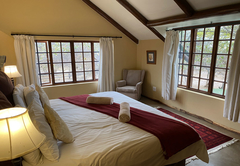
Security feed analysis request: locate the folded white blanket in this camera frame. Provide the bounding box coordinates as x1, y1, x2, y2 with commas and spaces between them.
86, 96, 113, 105
118, 102, 131, 123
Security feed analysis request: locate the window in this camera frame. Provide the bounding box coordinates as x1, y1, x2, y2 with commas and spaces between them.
178, 24, 239, 98
35, 41, 100, 86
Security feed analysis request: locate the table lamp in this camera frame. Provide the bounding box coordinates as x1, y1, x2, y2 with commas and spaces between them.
0, 107, 46, 166
4, 65, 22, 85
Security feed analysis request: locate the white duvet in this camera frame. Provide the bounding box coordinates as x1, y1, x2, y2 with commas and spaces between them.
23, 91, 209, 166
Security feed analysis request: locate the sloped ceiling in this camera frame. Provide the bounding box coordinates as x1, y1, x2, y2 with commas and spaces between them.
90, 0, 240, 41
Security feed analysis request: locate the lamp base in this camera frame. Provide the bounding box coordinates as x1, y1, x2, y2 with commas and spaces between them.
10, 78, 14, 86
12, 157, 22, 166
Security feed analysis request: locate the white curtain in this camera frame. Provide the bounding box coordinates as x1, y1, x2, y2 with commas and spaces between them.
223, 27, 240, 123
162, 31, 179, 100
97, 38, 115, 92
13, 35, 39, 86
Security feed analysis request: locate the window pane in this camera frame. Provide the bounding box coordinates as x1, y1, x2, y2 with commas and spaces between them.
178, 75, 182, 85
230, 41, 234, 54
74, 42, 82, 52
219, 26, 232, 39
75, 53, 83, 62
191, 78, 199, 89
182, 76, 187, 86
83, 43, 91, 52
200, 67, 210, 79
180, 31, 185, 41
76, 72, 84, 81
40, 74, 50, 84
85, 71, 92, 80
84, 62, 92, 71
186, 30, 191, 41
54, 73, 63, 83
202, 54, 211, 66
199, 79, 208, 92
63, 53, 71, 62
84, 53, 92, 61
204, 27, 215, 40
178, 65, 182, 74
184, 42, 190, 53
203, 41, 213, 53
94, 53, 100, 61
38, 53, 48, 63
53, 64, 62, 72
40, 64, 49, 73
226, 70, 230, 82
228, 56, 232, 68
214, 69, 226, 82
183, 54, 189, 64
192, 66, 200, 77
194, 42, 202, 53
95, 62, 99, 70
215, 55, 228, 68
37, 43, 47, 52
183, 65, 188, 75
193, 54, 201, 65
218, 41, 230, 54
64, 73, 72, 82
232, 25, 240, 39
224, 84, 228, 95
53, 53, 62, 62
62, 42, 70, 52
213, 82, 224, 95
51, 42, 61, 52
63, 63, 72, 72
94, 43, 100, 52
179, 42, 184, 52
95, 70, 99, 80
196, 28, 204, 40
76, 63, 83, 71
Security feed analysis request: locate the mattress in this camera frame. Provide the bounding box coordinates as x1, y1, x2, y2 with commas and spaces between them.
23, 91, 208, 166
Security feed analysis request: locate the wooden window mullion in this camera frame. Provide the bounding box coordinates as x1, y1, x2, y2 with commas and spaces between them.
187, 29, 195, 88
91, 42, 95, 80
48, 41, 55, 85
71, 42, 77, 83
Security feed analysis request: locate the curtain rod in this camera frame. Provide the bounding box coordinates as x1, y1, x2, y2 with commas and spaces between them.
11, 33, 122, 38
166, 20, 240, 31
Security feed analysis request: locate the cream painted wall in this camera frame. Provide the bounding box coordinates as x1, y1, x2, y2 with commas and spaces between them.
137, 39, 240, 133
0, 0, 137, 98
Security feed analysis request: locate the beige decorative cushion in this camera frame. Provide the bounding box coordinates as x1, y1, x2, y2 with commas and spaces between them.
13, 84, 27, 107
28, 100, 59, 162
35, 84, 51, 107
44, 104, 75, 143
24, 84, 42, 107
126, 70, 141, 86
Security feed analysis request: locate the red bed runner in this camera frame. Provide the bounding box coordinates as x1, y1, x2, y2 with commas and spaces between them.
60, 95, 201, 159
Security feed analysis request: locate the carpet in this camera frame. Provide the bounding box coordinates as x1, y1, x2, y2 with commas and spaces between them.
157, 108, 238, 163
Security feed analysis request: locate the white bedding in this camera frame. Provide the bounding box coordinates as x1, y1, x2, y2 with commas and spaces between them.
23, 91, 209, 166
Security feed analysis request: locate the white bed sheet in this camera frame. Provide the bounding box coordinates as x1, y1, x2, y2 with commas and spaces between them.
23, 91, 208, 166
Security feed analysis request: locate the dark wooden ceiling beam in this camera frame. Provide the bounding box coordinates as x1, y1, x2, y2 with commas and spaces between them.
116, 0, 165, 41
148, 3, 240, 27
174, 0, 195, 17
82, 0, 139, 44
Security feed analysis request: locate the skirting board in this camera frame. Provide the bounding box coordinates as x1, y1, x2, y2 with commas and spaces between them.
141, 95, 240, 135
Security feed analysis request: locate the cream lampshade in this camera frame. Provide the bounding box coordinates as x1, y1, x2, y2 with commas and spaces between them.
4, 65, 22, 85
0, 107, 46, 161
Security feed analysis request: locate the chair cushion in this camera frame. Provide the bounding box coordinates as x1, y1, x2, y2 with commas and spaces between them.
0, 71, 14, 106
126, 70, 141, 86
116, 86, 136, 93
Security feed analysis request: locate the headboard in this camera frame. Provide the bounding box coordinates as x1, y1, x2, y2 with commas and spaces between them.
0, 71, 14, 106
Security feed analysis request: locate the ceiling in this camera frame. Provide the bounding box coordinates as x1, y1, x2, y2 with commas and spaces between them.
90, 0, 240, 41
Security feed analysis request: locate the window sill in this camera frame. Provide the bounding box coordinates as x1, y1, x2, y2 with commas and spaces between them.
42, 81, 98, 89
177, 87, 225, 101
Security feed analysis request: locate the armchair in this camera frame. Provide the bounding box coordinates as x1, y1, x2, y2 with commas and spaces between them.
116, 69, 145, 100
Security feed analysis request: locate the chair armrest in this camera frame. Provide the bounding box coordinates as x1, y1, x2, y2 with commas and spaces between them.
116, 80, 126, 88
136, 82, 143, 91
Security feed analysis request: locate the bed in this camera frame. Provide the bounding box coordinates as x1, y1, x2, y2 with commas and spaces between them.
21, 91, 208, 166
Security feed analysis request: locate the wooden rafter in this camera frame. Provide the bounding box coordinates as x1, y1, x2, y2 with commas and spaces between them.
116, 0, 165, 42
148, 3, 240, 27
174, 0, 195, 17
82, 0, 139, 44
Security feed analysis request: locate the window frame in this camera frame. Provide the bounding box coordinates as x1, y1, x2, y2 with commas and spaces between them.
178, 23, 239, 99
35, 40, 100, 86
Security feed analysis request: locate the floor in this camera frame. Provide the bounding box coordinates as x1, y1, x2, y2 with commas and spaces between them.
139, 97, 240, 166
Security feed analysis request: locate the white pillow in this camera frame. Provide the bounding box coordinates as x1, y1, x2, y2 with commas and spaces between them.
35, 84, 51, 106
23, 149, 43, 166
13, 84, 27, 107
23, 84, 42, 107
44, 104, 75, 143
28, 100, 59, 162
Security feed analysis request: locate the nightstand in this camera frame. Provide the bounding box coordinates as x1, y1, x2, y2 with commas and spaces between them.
0, 158, 22, 166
